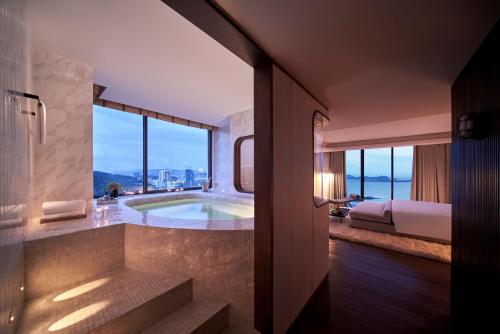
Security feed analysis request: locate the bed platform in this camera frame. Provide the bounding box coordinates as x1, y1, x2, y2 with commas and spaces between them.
348, 200, 451, 245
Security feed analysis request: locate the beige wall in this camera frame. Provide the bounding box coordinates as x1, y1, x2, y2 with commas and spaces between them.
272, 66, 330, 333
212, 108, 253, 193
30, 50, 93, 219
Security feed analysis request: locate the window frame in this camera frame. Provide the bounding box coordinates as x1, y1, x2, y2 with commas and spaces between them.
93, 105, 212, 196
234, 135, 254, 194
349, 147, 412, 200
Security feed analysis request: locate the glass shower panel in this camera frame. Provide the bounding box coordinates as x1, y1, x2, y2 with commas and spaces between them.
0, 1, 29, 332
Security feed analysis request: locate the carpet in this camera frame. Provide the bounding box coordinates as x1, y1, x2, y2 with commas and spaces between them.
329, 218, 451, 263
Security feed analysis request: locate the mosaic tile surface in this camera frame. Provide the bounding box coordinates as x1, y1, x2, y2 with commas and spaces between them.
141, 300, 229, 334
18, 269, 192, 334
25, 191, 254, 242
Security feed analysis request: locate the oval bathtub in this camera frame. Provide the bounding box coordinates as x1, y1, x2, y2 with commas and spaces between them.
121, 191, 254, 230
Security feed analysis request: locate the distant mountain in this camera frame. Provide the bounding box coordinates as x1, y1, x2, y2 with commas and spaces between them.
347, 175, 390, 182
346, 175, 410, 182
93, 171, 143, 198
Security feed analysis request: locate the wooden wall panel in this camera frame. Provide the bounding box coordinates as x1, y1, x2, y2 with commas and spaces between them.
254, 60, 274, 333
289, 80, 313, 320
451, 20, 500, 330
159, 3, 329, 332
272, 66, 293, 334
272, 66, 330, 333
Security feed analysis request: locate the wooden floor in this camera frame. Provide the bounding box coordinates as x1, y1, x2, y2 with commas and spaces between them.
288, 239, 450, 334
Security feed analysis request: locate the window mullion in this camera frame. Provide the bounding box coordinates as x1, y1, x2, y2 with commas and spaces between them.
143, 116, 148, 194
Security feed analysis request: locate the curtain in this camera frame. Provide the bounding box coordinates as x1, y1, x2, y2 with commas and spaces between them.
324, 151, 346, 200
410, 144, 451, 203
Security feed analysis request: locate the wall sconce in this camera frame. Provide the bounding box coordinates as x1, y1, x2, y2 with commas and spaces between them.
9, 311, 15, 324
457, 112, 476, 139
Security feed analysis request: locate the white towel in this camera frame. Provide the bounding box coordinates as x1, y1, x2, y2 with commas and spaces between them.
42, 209, 86, 221
42, 200, 86, 216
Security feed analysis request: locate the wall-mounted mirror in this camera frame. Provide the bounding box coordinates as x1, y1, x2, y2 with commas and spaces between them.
313, 111, 330, 207
234, 135, 254, 193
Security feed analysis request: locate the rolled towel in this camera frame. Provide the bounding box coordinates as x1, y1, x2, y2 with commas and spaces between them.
42, 200, 86, 216
41, 209, 86, 222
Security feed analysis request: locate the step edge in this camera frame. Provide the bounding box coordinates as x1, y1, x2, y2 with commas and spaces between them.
142, 300, 230, 334
90, 278, 194, 334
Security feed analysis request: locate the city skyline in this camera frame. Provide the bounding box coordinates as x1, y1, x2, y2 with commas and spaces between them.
93, 105, 208, 174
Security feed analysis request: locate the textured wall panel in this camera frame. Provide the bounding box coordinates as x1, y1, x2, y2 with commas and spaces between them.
451, 20, 500, 329
272, 66, 330, 333
0, 1, 28, 332
212, 108, 253, 193
30, 50, 93, 219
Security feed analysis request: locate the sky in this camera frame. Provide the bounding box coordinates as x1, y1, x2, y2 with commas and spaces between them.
345, 146, 413, 179
93, 105, 208, 174
94, 104, 413, 179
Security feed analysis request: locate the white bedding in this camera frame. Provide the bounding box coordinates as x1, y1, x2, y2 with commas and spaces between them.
392, 199, 451, 242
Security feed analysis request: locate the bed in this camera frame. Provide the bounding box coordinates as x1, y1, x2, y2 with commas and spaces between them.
392, 199, 451, 242
348, 199, 451, 244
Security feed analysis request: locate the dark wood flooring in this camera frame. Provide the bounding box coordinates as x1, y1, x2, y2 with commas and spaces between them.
288, 239, 450, 334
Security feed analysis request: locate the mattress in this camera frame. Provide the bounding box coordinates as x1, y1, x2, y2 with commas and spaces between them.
392, 199, 451, 242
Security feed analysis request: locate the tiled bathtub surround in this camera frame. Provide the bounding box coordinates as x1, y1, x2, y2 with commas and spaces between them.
24, 225, 125, 300
30, 50, 93, 219
23, 191, 255, 329
25, 191, 254, 241
212, 109, 254, 193
0, 1, 28, 333
125, 225, 254, 328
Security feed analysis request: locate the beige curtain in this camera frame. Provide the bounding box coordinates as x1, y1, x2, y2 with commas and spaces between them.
411, 144, 451, 203
324, 151, 346, 200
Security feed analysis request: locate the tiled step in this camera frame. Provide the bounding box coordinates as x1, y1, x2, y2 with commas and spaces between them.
17, 269, 193, 334
141, 300, 230, 334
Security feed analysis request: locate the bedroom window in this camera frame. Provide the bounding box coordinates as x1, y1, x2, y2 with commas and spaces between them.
344, 146, 413, 201
346, 150, 361, 197
393, 146, 413, 200
364, 148, 392, 202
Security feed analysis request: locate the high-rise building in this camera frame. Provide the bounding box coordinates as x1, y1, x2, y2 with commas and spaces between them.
185, 169, 194, 187
158, 169, 170, 188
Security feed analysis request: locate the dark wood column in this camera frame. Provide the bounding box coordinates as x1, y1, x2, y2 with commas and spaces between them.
451, 19, 500, 330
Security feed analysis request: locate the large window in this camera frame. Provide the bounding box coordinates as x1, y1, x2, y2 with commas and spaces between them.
364, 148, 392, 202
93, 105, 210, 197
393, 146, 413, 199
93, 106, 143, 197
345, 150, 361, 196
344, 146, 413, 201
148, 118, 208, 191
